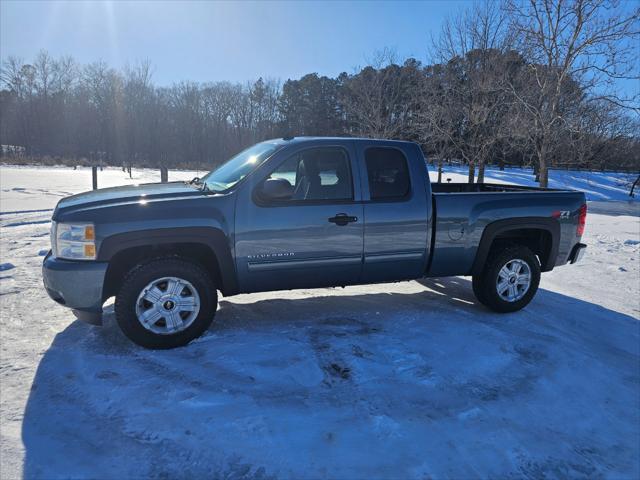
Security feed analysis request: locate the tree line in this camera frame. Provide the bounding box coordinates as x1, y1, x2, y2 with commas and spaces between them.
1, 0, 638, 186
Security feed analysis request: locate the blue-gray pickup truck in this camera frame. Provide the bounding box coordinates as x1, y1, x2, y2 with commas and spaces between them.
43, 137, 587, 349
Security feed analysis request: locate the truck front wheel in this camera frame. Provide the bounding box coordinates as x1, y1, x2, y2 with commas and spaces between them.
115, 257, 217, 349
472, 245, 541, 313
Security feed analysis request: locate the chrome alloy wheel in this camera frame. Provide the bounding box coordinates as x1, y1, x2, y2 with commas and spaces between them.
496, 259, 531, 302
135, 276, 201, 335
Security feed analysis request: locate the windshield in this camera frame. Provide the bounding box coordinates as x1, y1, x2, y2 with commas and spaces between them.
200, 142, 281, 192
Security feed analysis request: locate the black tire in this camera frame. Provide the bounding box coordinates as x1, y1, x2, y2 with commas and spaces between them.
472, 245, 541, 313
472, 274, 489, 306
115, 257, 217, 349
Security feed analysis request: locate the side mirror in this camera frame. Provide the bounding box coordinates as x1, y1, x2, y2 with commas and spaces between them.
259, 178, 293, 200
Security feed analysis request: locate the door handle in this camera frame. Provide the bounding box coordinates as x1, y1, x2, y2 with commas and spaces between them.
328, 213, 358, 226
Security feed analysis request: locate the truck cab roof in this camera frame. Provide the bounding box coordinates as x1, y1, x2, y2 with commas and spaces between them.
273, 136, 419, 147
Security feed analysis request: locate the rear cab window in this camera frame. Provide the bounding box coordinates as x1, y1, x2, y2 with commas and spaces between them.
365, 147, 411, 201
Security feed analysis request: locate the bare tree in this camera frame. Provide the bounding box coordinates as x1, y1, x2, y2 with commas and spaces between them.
82, 61, 125, 166
418, 63, 464, 181
505, 0, 639, 187
426, 1, 515, 183
123, 60, 155, 175
1, 57, 34, 155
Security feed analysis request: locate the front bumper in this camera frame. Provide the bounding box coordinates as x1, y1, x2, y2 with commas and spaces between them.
42, 251, 108, 325
569, 243, 587, 264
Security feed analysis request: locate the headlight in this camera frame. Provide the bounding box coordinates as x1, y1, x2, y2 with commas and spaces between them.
52, 222, 96, 260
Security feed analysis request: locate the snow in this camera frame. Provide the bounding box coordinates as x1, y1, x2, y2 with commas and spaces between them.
0, 165, 202, 213
0, 165, 639, 479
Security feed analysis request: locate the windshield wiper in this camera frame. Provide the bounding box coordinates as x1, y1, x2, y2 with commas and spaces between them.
187, 177, 216, 193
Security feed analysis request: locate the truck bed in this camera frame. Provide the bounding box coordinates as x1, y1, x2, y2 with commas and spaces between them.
427, 184, 586, 277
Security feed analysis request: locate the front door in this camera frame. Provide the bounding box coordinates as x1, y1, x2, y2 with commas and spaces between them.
235, 144, 364, 293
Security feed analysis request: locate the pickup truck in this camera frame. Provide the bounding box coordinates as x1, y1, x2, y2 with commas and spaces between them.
43, 137, 587, 349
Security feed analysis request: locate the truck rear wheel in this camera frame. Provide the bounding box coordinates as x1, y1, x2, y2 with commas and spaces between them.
472, 245, 541, 313
472, 275, 489, 306
115, 257, 217, 349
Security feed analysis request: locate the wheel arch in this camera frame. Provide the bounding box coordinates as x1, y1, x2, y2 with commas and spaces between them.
471, 218, 560, 275
99, 227, 238, 300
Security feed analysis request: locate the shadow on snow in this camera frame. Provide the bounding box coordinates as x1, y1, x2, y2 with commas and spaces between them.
22, 278, 640, 479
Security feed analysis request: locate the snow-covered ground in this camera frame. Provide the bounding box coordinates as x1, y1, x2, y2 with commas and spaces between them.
0, 165, 639, 479
0, 165, 202, 212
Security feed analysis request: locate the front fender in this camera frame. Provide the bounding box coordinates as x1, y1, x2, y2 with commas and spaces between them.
98, 227, 238, 295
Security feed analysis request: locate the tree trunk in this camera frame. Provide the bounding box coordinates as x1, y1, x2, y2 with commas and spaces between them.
477, 161, 485, 184
630, 175, 639, 197
539, 164, 549, 188
437, 161, 443, 183
536, 141, 550, 187
91, 166, 98, 190
160, 166, 169, 183
468, 161, 475, 184
127, 165, 132, 179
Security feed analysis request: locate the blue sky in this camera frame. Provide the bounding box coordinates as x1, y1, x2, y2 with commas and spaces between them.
1, 0, 470, 85
1, 0, 637, 98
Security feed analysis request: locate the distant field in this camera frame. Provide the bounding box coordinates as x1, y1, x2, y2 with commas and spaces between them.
0, 165, 200, 212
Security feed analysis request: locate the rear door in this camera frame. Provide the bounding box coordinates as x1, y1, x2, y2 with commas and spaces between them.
356, 142, 431, 282
234, 142, 364, 293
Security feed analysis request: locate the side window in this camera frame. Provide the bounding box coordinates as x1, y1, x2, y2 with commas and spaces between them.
266, 147, 353, 202
365, 147, 411, 200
